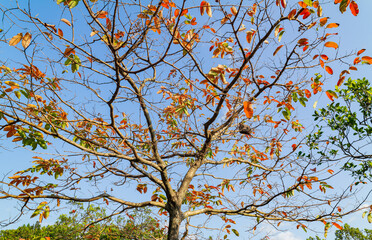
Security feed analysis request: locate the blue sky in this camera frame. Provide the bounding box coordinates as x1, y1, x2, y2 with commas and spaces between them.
1, 0, 372, 239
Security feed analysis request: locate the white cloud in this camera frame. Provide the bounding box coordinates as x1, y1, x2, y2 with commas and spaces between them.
271, 231, 302, 240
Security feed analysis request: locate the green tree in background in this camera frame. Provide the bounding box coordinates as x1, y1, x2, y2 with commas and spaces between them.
0, 204, 166, 240
307, 224, 372, 240
312, 78, 372, 181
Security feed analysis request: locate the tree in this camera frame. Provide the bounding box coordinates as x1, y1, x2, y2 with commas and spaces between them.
0, 0, 368, 239
313, 78, 372, 182
307, 224, 372, 240
335, 224, 372, 240
0, 204, 166, 239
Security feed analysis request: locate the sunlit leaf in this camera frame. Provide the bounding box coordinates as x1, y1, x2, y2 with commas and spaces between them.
61, 18, 72, 26
273, 45, 283, 56
9, 33, 23, 46
357, 49, 366, 56
22, 32, 32, 49
325, 66, 333, 75
324, 41, 338, 49
326, 23, 339, 28
361, 56, 372, 64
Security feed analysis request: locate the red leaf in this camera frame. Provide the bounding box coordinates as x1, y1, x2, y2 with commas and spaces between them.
300, 8, 311, 19
325, 66, 333, 75
320, 55, 328, 60
357, 49, 366, 56
243, 101, 253, 119
349, 1, 359, 16
281, 0, 286, 8
288, 9, 296, 19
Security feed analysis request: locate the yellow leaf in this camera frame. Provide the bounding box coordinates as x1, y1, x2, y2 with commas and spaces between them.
9, 33, 23, 46
22, 32, 32, 49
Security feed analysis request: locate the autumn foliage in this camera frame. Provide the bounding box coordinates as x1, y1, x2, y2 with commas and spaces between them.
0, 0, 369, 239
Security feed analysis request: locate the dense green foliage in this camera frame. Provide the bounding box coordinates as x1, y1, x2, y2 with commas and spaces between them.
307, 224, 372, 240
0, 204, 166, 240
312, 78, 372, 181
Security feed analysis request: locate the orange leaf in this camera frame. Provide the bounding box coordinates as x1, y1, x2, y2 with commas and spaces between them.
362, 56, 372, 64
319, 59, 324, 68
58, 28, 64, 38
349, 1, 359, 16
243, 101, 253, 119
357, 49, 366, 56
288, 9, 297, 19
354, 57, 361, 65
319, 17, 328, 27
326, 23, 339, 28
334, 0, 342, 3
246, 31, 253, 44
174, 9, 180, 17
324, 41, 338, 49
332, 222, 343, 230
64, 47, 75, 57
96, 11, 108, 19
61, 18, 72, 26
328, 169, 334, 174
349, 66, 357, 71
200, 1, 212, 17
298, 1, 307, 8
326, 91, 334, 101
325, 66, 333, 75
273, 45, 284, 56
337, 76, 345, 87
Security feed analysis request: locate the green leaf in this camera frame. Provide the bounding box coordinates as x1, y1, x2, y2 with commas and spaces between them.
31, 209, 41, 218
339, 0, 349, 13
232, 229, 239, 236
14, 91, 21, 99
68, 0, 80, 8
368, 213, 372, 223
282, 108, 291, 120
278, 31, 285, 42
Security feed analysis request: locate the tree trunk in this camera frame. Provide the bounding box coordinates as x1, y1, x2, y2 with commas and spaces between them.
167, 206, 183, 240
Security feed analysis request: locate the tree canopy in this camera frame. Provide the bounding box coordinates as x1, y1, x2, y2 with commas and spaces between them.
0, 0, 369, 239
